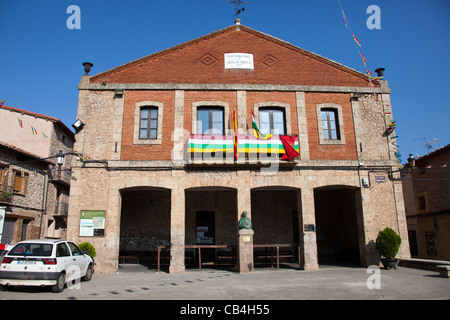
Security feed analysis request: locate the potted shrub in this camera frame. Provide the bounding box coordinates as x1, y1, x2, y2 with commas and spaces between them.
79, 242, 96, 260
375, 227, 402, 269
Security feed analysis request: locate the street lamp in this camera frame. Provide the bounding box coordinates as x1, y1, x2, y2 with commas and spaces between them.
56, 150, 65, 166
407, 154, 416, 169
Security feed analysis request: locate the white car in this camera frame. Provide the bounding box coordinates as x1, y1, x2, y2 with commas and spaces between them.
0, 239, 94, 293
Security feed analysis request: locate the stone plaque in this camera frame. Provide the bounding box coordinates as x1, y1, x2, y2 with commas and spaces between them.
224, 53, 254, 69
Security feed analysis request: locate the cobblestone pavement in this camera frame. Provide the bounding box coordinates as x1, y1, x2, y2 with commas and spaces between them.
1, 264, 449, 302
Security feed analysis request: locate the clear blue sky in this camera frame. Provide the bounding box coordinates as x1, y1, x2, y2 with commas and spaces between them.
1, 0, 449, 161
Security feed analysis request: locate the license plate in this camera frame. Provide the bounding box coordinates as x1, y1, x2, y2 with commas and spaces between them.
18, 261, 36, 265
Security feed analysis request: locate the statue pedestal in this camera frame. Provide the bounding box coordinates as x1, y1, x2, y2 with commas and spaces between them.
238, 229, 254, 273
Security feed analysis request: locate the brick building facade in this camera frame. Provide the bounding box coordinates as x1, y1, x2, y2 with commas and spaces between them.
67, 23, 410, 273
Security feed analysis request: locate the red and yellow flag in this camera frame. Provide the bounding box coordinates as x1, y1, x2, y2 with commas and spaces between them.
233, 109, 239, 160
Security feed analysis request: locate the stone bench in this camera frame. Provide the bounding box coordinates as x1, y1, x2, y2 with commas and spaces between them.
436, 265, 450, 278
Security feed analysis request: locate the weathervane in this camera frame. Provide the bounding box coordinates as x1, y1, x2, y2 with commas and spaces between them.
228, 0, 246, 18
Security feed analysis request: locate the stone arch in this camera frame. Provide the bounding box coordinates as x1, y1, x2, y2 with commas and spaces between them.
118, 186, 172, 266
313, 184, 363, 266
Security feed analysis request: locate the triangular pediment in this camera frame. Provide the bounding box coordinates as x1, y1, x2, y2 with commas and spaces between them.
90, 25, 370, 87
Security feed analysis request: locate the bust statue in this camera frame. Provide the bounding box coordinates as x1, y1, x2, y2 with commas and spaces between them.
238, 211, 252, 230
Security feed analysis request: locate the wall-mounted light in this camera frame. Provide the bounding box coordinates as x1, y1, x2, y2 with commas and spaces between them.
72, 119, 84, 132
114, 89, 124, 98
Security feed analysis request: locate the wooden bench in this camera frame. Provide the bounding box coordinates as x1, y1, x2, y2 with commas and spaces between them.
119, 255, 139, 264
254, 244, 300, 270
217, 248, 236, 266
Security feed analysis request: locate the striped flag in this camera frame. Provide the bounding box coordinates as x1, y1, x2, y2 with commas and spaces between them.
251, 109, 271, 140
31, 126, 38, 134
359, 52, 367, 67
233, 109, 239, 160
341, 11, 348, 29
352, 33, 361, 47
18, 118, 23, 128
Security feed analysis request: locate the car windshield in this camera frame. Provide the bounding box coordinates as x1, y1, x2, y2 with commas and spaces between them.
8, 243, 53, 257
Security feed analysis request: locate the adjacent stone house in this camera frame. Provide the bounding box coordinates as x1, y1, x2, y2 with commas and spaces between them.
403, 144, 450, 260
67, 23, 410, 274
0, 105, 75, 244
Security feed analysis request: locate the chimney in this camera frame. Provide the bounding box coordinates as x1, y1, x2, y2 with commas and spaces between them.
375, 68, 385, 77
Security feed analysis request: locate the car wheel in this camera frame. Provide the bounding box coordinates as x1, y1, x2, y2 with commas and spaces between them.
83, 264, 93, 281
52, 272, 66, 293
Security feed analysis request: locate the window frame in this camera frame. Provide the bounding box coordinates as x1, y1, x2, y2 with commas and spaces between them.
253, 102, 291, 136
321, 108, 340, 140
139, 107, 159, 140
13, 170, 29, 194
316, 103, 346, 145
192, 101, 229, 135
258, 107, 287, 135
133, 101, 164, 145
197, 106, 225, 135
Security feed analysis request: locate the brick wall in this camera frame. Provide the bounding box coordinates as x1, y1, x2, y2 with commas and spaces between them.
305, 92, 357, 160
90, 26, 371, 88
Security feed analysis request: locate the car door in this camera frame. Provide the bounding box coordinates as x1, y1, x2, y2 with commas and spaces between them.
55, 242, 72, 279
67, 242, 88, 278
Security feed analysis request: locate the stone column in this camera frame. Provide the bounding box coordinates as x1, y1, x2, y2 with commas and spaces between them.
238, 229, 254, 273
296, 92, 310, 160
170, 187, 185, 274
298, 188, 319, 270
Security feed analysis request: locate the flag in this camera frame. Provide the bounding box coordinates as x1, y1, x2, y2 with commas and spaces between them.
342, 11, 348, 29
31, 126, 38, 134
251, 109, 272, 140
352, 33, 361, 47
359, 52, 367, 67
280, 135, 300, 160
18, 118, 23, 128
233, 108, 239, 160
0, 100, 4, 107
443, 163, 448, 168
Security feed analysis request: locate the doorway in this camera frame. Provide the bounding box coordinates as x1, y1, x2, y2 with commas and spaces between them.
196, 211, 215, 262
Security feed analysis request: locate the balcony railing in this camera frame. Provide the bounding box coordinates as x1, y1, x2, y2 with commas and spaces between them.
186, 134, 299, 164
0, 184, 13, 204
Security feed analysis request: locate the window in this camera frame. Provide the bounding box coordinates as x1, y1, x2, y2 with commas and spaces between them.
133, 101, 163, 145
68, 242, 83, 256
425, 232, 437, 256
321, 109, 340, 140
13, 170, 28, 194
417, 195, 427, 211
259, 108, 286, 135
139, 107, 158, 139
197, 107, 224, 135
56, 243, 70, 257
316, 104, 345, 145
